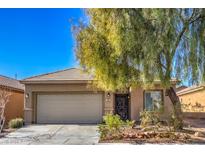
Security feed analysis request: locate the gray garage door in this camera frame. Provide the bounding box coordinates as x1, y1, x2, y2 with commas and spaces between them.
37, 93, 103, 124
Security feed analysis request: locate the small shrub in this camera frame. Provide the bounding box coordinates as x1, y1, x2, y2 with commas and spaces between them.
98, 114, 135, 140
8, 118, 24, 129
98, 124, 109, 140
124, 120, 135, 128
140, 111, 160, 128
182, 102, 205, 112
103, 114, 124, 132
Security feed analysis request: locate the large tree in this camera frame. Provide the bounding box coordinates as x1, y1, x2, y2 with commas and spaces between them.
75, 9, 205, 91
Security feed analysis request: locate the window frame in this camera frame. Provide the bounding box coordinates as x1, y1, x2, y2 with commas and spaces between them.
143, 89, 164, 112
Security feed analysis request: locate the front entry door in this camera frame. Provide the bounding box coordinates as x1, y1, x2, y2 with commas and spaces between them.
115, 94, 129, 120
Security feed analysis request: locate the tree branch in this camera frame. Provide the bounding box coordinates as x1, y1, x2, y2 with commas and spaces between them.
178, 9, 185, 23
189, 15, 205, 24
171, 26, 187, 58
171, 11, 205, 58
156, 52, 167, 71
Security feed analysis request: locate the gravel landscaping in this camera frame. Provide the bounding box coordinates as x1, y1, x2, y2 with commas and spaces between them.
99, 115, 205, 144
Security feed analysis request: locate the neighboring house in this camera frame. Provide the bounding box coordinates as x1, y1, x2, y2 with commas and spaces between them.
175, 85, 187, 92
21, 68, 178, 124
177, 85, 205, 112
0, 75, 24, 125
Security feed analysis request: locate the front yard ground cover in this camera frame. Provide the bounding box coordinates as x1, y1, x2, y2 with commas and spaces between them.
98, 114, 205, 144
99, 126, 205, 144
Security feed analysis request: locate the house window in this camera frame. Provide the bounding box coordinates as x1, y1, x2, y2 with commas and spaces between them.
144, 90, 164, 111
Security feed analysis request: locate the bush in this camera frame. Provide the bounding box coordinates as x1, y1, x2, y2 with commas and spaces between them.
103, 114, 124, 131
98, 114, 135, 140
98, 124, 110, 140
124, 120, 135, 128
8, 118, 24, 129
140, 111, 160, 128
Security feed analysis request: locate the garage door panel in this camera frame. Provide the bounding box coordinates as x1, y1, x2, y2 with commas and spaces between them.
37, 93, 103, 124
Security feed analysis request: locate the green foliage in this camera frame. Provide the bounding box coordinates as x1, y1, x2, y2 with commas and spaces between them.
181, 102, 205, 112
140, 110, 183, 131
75, 9, 205, 91
98, 114, 135, 140
103, 114, 124, 131
8, 118, 24, 129
124, 120, 135, 128
140, 111, 160, 128
98, 124, 109, 140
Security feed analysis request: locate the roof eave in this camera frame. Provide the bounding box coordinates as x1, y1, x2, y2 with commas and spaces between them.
151, 80, 179, 85
20, 80, 93, 84
20, 79, 178, 85
0, 85, 24, 92
177, 86, 205, 96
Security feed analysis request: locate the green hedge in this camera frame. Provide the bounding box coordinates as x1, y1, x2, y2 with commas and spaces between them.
8, 118, 24, 129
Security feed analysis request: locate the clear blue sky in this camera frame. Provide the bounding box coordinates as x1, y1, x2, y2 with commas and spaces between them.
0, 9, 85, 79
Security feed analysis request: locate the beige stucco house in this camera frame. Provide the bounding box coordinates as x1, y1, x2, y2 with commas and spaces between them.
0, 75, 24, 125
177, 85, 205, 118
21, 68, 177, 124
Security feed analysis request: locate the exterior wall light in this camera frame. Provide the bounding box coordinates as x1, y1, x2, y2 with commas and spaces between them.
25, 93, 29, 98
107, 92, 110, 97
128, 95, 130, 99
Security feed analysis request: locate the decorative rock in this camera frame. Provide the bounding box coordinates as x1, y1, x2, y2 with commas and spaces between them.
194, 131, 205, 137
135, 134, 139, 138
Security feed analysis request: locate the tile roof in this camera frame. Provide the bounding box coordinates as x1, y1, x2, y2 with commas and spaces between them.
176, 84, 205, 96
22, 68, 93, 81
0, 75, 25, 91
176, 85, 188, 92
21, 68, 179, 85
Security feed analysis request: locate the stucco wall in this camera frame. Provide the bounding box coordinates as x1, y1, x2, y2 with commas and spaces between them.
3, 89, 24, 125
24, 83, 176, 124
130, 85, 174, 121
183, 112, 205, 119
24, 83, 108, 124
104, 92, 115, 115
178, 89, 205, 112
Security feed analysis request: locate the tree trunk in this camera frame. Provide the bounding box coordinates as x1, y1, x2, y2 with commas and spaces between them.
165, 87, 183, 130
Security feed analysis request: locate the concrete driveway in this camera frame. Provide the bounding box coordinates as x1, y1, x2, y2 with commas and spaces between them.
0, 125, 99, 145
